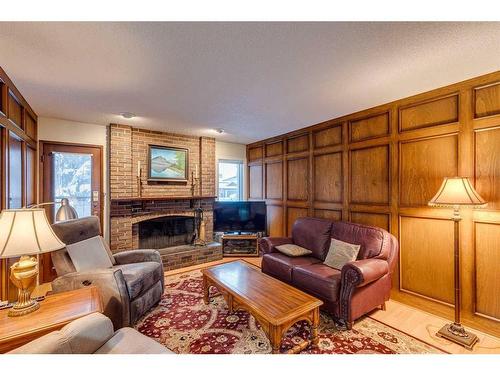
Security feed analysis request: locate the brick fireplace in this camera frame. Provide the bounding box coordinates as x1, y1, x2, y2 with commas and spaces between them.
110, 198, 215, 251
109, 124, 221, 269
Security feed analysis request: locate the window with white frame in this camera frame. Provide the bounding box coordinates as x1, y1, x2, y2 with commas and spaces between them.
217, 159, 243, 201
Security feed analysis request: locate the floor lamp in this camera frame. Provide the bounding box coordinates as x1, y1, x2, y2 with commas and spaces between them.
428, 177, 487, 350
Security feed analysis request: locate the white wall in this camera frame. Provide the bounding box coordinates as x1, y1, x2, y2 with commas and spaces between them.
38, 117, 110, 242
215, 141, 247, 199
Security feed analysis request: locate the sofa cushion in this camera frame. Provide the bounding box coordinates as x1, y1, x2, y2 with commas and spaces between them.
275, 243, 312, 257
292, 217, 333, 260
262, 253, 321, 283
292, 263, 342, 302
114, 261, 163, 300
331, 221, 386, 259
66, 236, 114, 272
323, 238, 361, 270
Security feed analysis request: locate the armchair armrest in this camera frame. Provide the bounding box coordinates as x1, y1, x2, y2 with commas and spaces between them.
51, 268, 130, 329
113, 249, 162, 265
259, 237, 293, 254
341, 258, 389, 288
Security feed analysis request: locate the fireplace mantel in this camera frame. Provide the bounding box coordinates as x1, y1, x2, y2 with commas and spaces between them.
111, 195, 217, 203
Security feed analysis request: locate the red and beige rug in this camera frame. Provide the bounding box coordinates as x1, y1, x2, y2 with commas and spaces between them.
135, 269, 444, 354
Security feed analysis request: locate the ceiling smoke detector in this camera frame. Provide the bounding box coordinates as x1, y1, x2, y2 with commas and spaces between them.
120, 112, 136, 119
215, 128, 225, 134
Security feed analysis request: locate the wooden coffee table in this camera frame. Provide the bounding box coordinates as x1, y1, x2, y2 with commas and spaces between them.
202, 260, 323, 354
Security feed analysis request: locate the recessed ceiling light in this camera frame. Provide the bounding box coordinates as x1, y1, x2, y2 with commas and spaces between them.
120, 112, 136, 119
215, 128, 225, 134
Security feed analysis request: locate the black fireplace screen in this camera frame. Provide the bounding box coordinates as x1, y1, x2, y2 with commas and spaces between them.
138, 216, 195, 249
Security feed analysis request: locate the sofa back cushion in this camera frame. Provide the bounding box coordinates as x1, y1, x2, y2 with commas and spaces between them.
292, 217, 333, 260
331, 221, 386, 260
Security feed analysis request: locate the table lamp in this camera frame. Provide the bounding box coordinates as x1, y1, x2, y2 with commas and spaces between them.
0, 208, 66, 317
428, 177, 487, 350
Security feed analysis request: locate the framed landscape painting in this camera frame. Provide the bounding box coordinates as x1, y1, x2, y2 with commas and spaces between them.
148, 145, 189, 182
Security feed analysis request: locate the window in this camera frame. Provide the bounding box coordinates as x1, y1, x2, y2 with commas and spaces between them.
218, 160, 243, 201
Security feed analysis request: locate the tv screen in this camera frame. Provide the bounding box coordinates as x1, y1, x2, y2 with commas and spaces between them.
213, 201, 266, 233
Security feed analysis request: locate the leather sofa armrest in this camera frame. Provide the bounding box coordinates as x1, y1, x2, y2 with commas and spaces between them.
51, 268, 130, 329
339, 258, 389, 325
341, 258, 389, 288
113, 249, 162, 265
259, 237, 293, 254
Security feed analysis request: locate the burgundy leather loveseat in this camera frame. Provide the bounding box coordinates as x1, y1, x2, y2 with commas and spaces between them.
259, 217, 399, 329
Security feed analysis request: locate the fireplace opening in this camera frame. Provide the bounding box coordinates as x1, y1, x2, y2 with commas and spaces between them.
138, 215, 195, 249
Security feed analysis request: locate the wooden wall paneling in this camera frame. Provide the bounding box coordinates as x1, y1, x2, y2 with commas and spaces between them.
7, 90, 23, 130
248, 163, 263, 199
247, 70, 500, 337
474, 81, 500, 119
248, 146, 263, 162
313, 151, 342, 203
0, 80, 5, 116
265, 161, 283, 200
314, 209, 342, 221
349, 144, 390, 205
350, 211, 390, 231
25, 112, 37, 141
286, 157, 308, 201
399, 215, 455, 305
399, 94, 459, 132
313, 124, 342, 148
265, 141, 283, 158
287, 133, 309, 154
399, 134, 459, 207
286, 206, 309, 236
349, 112, 390, 142
474, 126, 500, 210
473, 221, 500, 321
266, 205, 284, 237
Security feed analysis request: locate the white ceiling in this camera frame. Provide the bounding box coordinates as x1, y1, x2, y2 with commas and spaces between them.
1, 22, 500, 144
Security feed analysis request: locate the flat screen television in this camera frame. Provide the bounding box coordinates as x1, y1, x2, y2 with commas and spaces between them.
213, 201, 266, 233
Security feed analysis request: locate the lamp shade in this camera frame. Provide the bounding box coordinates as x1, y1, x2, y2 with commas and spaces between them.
0, 208, 66, 259
428, 177, 487, 207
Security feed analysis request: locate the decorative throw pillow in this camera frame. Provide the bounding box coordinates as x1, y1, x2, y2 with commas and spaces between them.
275, 244, 312, 257
323, 238, 361, 270
66, 236, 114, 272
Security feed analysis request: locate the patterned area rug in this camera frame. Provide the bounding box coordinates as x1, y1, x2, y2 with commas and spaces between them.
135, 269, 444, 354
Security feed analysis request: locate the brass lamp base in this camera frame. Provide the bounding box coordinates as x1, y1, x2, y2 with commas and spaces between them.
8, 255, 40, 317
436, 323, 478, 350
8, 298, 39, 317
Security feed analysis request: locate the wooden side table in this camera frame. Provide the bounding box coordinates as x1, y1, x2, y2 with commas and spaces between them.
0, 286, 103, 353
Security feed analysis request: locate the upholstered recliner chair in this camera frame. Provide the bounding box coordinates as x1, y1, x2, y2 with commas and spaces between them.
50, 216, 164, 329
260, 217, 399, 329
9, 312, 172, 354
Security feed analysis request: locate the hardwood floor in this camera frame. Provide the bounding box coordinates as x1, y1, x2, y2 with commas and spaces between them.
165, 256, 500, 354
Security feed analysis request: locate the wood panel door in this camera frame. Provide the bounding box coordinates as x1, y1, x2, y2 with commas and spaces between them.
39, 141, 103, 282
